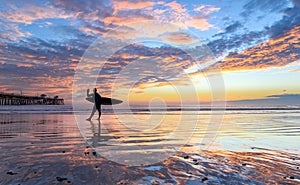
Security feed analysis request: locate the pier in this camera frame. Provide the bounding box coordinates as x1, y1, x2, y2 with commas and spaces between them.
0, 92, 64, 105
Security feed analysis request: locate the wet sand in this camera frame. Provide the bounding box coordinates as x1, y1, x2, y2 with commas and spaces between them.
0, 113, 299, 184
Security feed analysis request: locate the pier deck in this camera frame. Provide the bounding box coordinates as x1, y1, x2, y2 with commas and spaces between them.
0, 92, 64, 105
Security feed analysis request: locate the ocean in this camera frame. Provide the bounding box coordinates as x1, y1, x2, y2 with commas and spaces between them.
0, 106, 299, 184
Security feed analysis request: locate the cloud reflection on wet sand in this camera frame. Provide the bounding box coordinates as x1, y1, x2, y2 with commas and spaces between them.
0, 113, 299, 184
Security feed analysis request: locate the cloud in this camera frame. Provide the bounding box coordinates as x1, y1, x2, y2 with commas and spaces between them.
78, 26, 106, 35
289, 68, 300, 72
240, 0, 289, 18
223, 21, 242, 33
0, 0, 114, 40
241, 0, 300, 38
54, 0, 113, 20
112, 0, 155, 11
264, 0, 300, 39
208, 30, 265, 57
194, 4, 220, 15
207, 0, 300, 67
0, 23, 31, 41
165, 1, 187, 14
53, 1, 114, 37
103, 10, 153, 25
0, 0, 220, 102
75, 43, 199, 94
0, 28, 94, 99
103, 1, 219, 32
0, 3, 72, 25
155, 2, 219, 31
0, 0, 220, 41
0, 61, 74, 99
210, 25, 300, 71
4, 0, 286, 101
1, 35, 88, 65
185, 17, 215, 31
159, 32, 198, 44
131, 76, 174, 89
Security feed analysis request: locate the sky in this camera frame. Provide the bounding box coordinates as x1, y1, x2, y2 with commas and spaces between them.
0, 0, 299, 106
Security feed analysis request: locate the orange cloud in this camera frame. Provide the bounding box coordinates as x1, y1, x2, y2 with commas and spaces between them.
112, 0, 155, 11
185, 17, 215, 31
165, 1, 187, 14
213, 25, 300, 71
160, 32, 198, 44
289, 68, 300, 72
17, 63, 34, 67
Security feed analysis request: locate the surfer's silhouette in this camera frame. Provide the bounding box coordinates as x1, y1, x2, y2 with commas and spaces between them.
87, 88, 101, 120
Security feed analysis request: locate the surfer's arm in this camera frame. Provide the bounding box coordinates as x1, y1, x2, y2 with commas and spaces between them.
87, 89, 92, 96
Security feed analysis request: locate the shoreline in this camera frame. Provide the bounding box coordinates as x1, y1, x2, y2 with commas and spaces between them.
0, 105, 300, 114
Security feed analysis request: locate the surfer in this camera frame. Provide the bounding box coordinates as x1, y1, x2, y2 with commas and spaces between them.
86, 88, 101, 120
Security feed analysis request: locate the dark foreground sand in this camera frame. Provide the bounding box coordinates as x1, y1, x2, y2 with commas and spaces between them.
0, 113, 299, 185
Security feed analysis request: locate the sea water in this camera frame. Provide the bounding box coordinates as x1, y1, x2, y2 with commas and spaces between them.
0, 106, 299, 184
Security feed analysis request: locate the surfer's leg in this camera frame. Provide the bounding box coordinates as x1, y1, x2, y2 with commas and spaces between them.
96, 105, 101, 120
87, 105, 96, 120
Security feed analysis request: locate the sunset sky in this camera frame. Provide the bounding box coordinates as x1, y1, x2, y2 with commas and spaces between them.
0, 0, 299, 105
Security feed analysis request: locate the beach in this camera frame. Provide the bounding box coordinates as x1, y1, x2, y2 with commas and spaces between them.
0, 108, 299, 184
1, 0, 300, 184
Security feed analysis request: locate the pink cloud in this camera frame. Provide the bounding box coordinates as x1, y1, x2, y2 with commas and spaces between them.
1, 4, 72, 25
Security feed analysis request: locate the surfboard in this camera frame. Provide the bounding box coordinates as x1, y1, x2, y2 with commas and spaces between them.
86, 96, 123, 105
